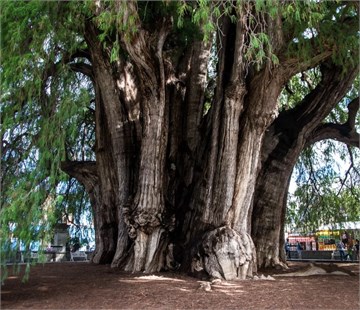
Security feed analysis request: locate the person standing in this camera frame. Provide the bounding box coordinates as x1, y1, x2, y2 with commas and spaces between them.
347, 238, 354, 261
337, 240, 346, 261
341, 231, 349, 245
296, 241, 303, 259
354, 239, 359, 261
285, 239, 291, 259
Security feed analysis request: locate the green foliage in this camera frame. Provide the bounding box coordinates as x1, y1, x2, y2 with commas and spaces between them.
287, 142, 360, 233
284, 70, 359, 234
181, 0, 359, 72
278, 67, 321, 110
1, 0, 94, 277
282, 1, 359, 72
244, 32, 273, 70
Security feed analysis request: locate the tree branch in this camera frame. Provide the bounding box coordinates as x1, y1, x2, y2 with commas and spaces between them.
307, 123, 359, 148
345, 97, 359, 131
307, 96, 359, 147
280, 50, 333, 83
60, 161, 98, 192
40, 48, 94, 116
69, 63, 94, 81
336, 145, 360, 196
69, 49, 92, 63
296, 63, 357, 130
280, 13, 358, 81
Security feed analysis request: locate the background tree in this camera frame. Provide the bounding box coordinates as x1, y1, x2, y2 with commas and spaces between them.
1, 0, 358, 280
287, 140, 360, 233
1, 1, 96, 263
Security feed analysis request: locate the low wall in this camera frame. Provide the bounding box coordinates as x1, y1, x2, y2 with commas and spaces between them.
290, 250, 358, 260
300, 251, 333, 259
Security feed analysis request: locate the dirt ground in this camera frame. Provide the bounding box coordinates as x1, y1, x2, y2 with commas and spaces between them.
1, 261, 359, 310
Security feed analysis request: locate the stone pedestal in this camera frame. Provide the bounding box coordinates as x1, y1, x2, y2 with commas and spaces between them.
53, 223, 70, 262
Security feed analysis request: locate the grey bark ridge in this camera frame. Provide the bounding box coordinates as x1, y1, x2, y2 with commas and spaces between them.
193, 227, 257, 280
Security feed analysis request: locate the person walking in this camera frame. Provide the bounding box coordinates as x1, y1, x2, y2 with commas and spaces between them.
285, 239, 291, 259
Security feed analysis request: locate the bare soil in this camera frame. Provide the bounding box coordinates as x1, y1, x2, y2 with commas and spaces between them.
1, 261, 359, 309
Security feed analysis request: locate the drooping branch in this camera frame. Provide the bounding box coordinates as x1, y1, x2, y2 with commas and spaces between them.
335, 144, 360, 196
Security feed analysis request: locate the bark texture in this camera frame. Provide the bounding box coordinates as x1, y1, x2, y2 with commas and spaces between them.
58, 2, 359, 279
252, 63, 359, 269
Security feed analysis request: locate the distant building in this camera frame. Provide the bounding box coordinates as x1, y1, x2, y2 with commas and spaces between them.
286, 221, 360, 251
316, 221, 360, 251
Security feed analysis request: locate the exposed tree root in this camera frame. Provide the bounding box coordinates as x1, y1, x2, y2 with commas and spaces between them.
273, 263, 354, 277
192, 227, 257, 280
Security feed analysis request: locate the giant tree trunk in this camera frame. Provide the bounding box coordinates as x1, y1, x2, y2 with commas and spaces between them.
83, 20, 140, 265
176, 14, 288, 280
58, 2, 358, 280
252, 63, 359, 269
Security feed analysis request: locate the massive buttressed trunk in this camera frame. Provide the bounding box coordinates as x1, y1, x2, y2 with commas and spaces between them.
75, 3, 279, 278
177, 9, 289, 280
4, 0, 360, 284
56, 1, 359, 279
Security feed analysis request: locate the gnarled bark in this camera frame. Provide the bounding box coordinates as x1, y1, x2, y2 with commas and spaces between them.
83, 21, 137, 265
55, 2, 358, 280
192, 227, 256, 280
117, 6, 172, 272
252, 63, 359, 269
179, 12, 285, 279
